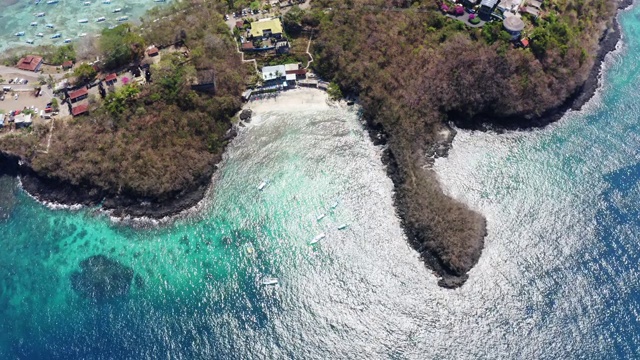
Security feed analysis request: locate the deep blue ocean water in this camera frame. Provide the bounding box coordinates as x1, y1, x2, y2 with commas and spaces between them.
2, 3, 640, 359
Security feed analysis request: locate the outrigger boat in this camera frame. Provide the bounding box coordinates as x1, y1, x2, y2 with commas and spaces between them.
96, 17, 106, 22
15, 31, 25, 36
51, 33, 61, 39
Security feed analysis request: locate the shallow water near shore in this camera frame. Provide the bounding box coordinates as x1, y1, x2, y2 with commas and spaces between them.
0, 0, 170, 52
2, 5, 640, 360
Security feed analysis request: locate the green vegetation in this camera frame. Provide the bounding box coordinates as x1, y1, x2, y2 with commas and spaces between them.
50, 98, 59, 112
73, 63, 97, 84
327, 82, 342, 101
99, 24, 145, 70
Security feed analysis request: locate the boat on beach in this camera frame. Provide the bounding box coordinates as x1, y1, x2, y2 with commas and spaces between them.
310, 233, 326, 245
96, 17, 106, 22
337, 224, 348, 230
316, 213, 326, 221
15, 32, 25, 36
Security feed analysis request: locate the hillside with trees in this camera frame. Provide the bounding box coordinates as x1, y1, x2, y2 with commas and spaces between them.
308, 0, 617, 286
0, 1, 250, 217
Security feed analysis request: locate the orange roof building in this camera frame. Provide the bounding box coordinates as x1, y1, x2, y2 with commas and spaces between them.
71, 104, 89, 116
17, 55, 43, 72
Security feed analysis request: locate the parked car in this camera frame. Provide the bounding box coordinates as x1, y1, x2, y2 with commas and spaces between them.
8, 78, 14, 84
0, 95, 4, 101
23, 79, 28, 84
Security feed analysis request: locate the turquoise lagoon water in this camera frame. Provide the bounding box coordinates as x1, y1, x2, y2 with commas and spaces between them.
3, 3, 640, 359
0, 0, 169, 52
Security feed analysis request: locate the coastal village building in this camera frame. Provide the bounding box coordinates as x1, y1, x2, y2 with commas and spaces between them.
105, 73, 118, 86
262, 65, 286, 82
69, 88, 89, 103
147, 46, 159, 57
71, 104, 89, 117
62, 60, 74, 70
17, 55, 43, 72
14, 113, 32, 128
503, 15, 525, 39
478, 0, 499, 20
249, 18, 283, 39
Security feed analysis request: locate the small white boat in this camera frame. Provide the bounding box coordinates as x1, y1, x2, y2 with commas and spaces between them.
64, 38, 71, 43
330, 201, 339, 209
102, 0, 110, 3
51, 33, 61, 38
36, 12, 45, 17
337, 224, 348, 230
26, 39, 34, 44
316, 213, 326, 221
258, 180, 269, 191
112, 7, 121, 12
15, 32, 25, 36
261, 277, 278, 286
46, 0, 58, 4
79, 33, 87, 37
78, 19, 88, 23
35, 0, 41, 4
36, 32, 44, 37
310, 233, 326, 245
117, 16, 128, 21
83, 1, 91, 4
96, 16, 106, 22
108, 25, 116, 29
30, 22, 38, 26
154, 0, 166, 2
46, 23, 54, 28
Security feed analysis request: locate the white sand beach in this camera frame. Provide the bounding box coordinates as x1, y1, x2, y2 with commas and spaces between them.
244, 87, 332, 116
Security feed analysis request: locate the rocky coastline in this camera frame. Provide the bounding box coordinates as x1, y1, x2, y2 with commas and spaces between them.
362, 0, 632, 288
0, 127, 238, 219
452, 0, 634, 131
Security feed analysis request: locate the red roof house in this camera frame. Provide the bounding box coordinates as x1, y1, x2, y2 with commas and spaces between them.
520, 38, 530, 47
62, 60, 73, 70
105, 73, 117, 85
147, 46, 159, 57
69, 88, 88, 103
236, 20, 244, 29
71, 104, 89, 116
241, 42, 254, 50
17, 55, 43, 72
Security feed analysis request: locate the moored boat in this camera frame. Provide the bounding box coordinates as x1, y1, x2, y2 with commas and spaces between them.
46, 0, 58, 4
36, 32, 44, 37
15, 31, 25, 36
26, 39, 35, 44
78, 19, 88, 23
51, 33, 61, 38
310, 233, 326, 245
30, 22, 38, 26
46, 23, 54, 28
337, 224, 348, 230
96, 16, 106, 22
261, 277, 278, 286
36, 12, 45, 17
112, 7, 121, 12
316, 213, 326, 221
117, 16, 128, 21
83, 1, 91, 4
64, 38, 71, 43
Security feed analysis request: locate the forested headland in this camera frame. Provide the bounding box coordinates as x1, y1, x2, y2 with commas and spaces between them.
0, 2, 251, 217
303, 0, 618, 286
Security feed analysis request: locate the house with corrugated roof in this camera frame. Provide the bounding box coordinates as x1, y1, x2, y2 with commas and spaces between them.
479, 0, 500, 20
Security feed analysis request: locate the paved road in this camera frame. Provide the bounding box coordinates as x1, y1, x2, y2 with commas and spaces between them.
0, 65, 66, 84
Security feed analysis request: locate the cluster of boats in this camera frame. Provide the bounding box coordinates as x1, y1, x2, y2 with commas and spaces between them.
16, 6, 130, 44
